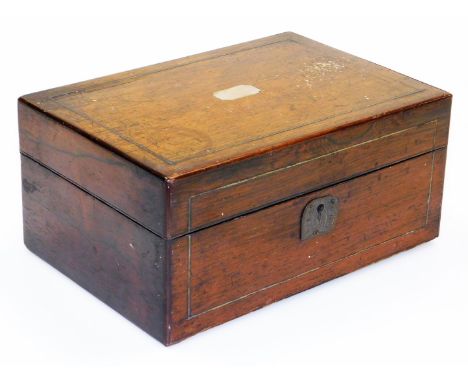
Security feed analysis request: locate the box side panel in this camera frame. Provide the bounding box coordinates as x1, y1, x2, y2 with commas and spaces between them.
168, 149, 447, 344
19, 101, 167, 237
21, 155, 169, 344
169, 97, 451, 237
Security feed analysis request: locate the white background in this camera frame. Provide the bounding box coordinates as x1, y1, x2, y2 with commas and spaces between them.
1, 0, 467, 381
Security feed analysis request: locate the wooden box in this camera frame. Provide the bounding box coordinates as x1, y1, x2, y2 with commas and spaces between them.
19, 32, 451, 345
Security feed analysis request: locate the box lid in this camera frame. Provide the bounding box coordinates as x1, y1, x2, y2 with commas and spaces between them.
20, 32, 451, 238
20, 32, 449, 179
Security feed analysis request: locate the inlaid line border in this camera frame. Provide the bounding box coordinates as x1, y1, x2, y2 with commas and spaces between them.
185, 122, 439, 319
188, 119, 439, 231
45, 38, 424, 166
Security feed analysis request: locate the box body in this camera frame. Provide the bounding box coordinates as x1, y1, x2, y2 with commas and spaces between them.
19, 32, 451, 345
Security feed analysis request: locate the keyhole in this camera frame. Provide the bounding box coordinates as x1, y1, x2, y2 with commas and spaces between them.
301, 196, 339, 241
317, 203, 324, 221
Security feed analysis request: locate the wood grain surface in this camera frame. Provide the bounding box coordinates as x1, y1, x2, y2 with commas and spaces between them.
167, 96, 450, 236
168, 150, 447, 344
19, 32, 451, 238
188, 153, 433, 316
19, 102, 167, 236
18, 32, 451, 345
21, 155, 169, 343
20, 32, 449, 178
19, 95, 451, 238
21, 149, 447, 345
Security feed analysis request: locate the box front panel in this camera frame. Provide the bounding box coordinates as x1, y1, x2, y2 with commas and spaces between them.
169, 150, 447, 343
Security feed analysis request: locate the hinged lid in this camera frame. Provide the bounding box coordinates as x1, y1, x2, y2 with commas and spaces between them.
19, 32, 451, 238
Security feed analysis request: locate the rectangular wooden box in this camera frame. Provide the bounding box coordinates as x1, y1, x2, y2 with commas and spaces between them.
19, 32, 451, 345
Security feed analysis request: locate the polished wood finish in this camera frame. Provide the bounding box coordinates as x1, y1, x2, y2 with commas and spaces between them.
169, 150, 447, 343
21, 155, 168, 342
21, 151, 448, 345
19, 32, 451, 238
188, 153, 433, 316
19, 102, 167, 236
176, 99, 450, 234
19, 95, 451, 238
20, 32, 448, 179
19, 32, 451, 345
